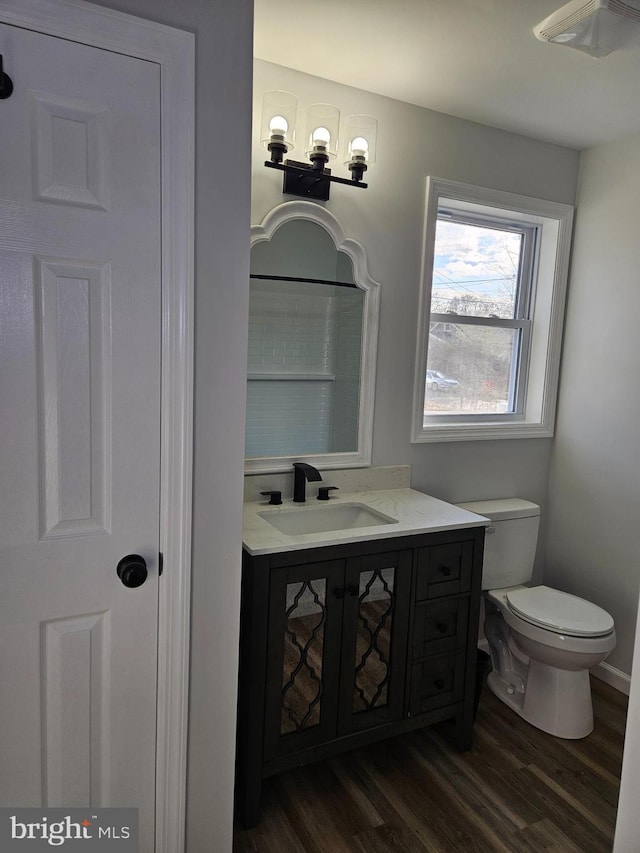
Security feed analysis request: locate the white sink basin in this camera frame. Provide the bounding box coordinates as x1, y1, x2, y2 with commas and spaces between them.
258, 502, 398, 536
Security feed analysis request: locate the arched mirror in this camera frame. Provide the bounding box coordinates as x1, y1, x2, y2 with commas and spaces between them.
246, 201, 380, 473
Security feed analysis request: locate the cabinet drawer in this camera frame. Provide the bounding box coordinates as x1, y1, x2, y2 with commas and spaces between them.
412, 598, 469, 658
409, 653, 465, 715
415, 541, 473, 600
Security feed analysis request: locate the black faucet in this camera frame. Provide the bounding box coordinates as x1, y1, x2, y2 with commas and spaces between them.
292, 462, 322, 502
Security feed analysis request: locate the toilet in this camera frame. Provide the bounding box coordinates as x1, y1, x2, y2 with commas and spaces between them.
458, 498, 615, 739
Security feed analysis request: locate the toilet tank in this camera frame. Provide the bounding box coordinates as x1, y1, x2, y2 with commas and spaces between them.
457, 499, 540, 590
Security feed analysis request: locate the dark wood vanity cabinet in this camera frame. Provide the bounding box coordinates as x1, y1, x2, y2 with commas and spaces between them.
236, 527, 484, 827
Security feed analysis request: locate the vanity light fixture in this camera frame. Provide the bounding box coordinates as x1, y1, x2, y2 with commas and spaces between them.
261, 91, 377, 200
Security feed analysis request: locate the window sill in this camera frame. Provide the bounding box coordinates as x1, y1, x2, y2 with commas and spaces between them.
412, 418, 555, 443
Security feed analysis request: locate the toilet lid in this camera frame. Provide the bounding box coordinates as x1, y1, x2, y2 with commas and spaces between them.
506, 586, 614, 637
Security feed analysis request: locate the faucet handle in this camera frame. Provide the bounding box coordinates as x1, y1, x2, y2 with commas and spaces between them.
260, 490, 282, 506
317, 486, 339, 501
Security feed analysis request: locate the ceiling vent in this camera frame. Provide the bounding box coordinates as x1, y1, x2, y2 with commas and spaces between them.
534, 0, 640, 57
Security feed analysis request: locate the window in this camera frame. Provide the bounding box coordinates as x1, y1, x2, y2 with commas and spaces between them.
426, 212, 536, 418
412, 178, 574, 442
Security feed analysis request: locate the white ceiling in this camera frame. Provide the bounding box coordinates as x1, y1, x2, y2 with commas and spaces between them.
253, 0, 640, 150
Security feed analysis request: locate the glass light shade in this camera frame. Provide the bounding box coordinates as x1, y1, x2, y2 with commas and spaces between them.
304, 103, 340, 161
260, 91, 297, 153
344, 115, 377, 166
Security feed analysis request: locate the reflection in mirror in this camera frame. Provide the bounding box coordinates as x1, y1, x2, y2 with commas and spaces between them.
353, 567, 395, 714
281, 578, 327, 735
246, 202, 379, 473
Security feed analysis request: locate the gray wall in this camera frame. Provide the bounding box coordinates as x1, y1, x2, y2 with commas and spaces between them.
545, 132, 640, 675
93, 1, 253, 850
562, 135, 640, 852
252, 59, 580, 579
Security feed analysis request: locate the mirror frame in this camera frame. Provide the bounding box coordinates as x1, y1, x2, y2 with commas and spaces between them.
247, 201, 380, 474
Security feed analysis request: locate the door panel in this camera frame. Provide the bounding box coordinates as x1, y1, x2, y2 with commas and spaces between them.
0, 23, 161, 846
35, 258, 111, 539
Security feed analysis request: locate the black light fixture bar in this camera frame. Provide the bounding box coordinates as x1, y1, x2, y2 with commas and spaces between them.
265, 159, 367, 200
264, 160, 368, 189
250, 274, 357, 289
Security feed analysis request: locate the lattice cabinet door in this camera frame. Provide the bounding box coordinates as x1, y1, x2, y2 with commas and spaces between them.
263, 559, 345, 761
337, 550, 412, 735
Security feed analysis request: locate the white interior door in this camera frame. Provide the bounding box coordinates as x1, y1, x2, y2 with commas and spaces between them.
0, 22, 161, 848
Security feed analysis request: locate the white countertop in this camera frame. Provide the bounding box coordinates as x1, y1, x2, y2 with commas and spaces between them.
242, 488, 489, 555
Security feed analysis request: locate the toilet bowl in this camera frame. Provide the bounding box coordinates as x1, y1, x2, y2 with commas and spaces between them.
458, 499, 616, 739
484, 584, 615, 738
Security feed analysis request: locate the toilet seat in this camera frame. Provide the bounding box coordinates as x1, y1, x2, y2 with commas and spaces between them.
506, 585, 614, 638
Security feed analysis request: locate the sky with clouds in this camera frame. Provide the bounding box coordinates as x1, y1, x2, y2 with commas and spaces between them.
432, 220, 521, 306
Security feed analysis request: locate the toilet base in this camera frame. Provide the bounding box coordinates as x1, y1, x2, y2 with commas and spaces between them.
487, 662, 594, 739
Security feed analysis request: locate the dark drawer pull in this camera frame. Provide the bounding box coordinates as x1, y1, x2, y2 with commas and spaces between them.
434, 678, 446, 690
439, 566, 452, 577
347, 584, 359, 597
334, 587, 345, 599
436, 622, 449, 634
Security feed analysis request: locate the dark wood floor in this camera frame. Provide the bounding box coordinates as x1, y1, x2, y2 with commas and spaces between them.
234, 677, 627, 852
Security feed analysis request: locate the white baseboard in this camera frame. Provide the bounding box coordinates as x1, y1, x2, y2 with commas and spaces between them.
590, 661, 631, 696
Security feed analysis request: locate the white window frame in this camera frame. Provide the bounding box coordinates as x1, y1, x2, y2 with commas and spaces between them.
411, 177, 574, 443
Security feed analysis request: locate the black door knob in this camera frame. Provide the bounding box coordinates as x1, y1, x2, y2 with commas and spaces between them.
116, 554, 148, 588
0, 56, 13, 100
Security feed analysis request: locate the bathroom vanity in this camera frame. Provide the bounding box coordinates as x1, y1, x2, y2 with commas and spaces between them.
236, 489, 487, 826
